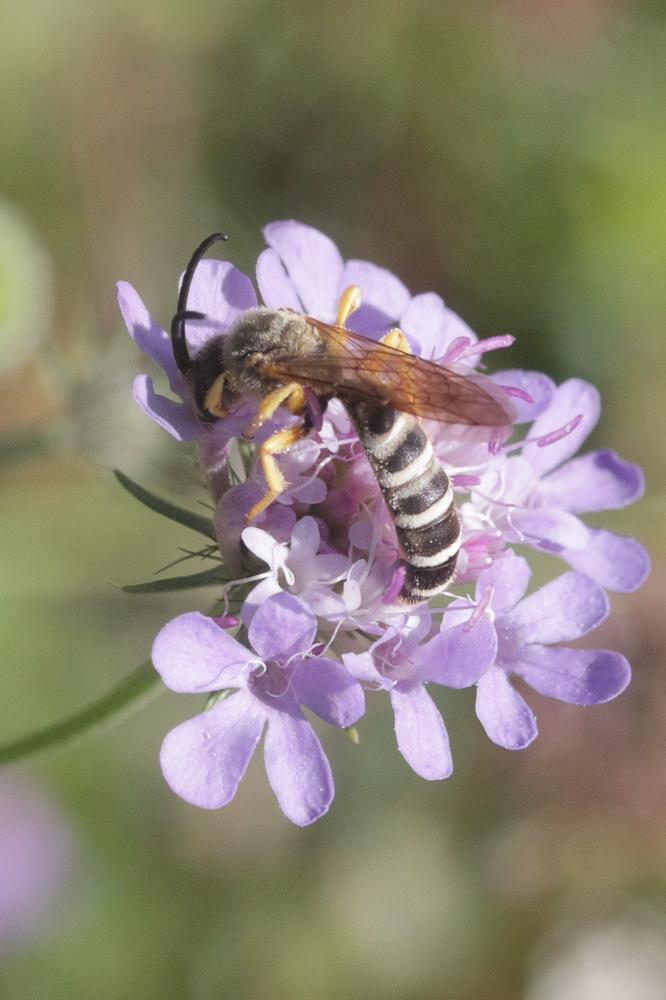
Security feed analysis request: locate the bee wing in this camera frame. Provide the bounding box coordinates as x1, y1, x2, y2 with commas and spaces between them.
265, 319, 517, 427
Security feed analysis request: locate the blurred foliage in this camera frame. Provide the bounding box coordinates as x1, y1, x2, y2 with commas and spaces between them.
0, 1, 664, 997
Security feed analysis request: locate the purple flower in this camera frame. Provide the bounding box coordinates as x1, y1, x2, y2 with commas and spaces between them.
119, 219, 647, 822
464, 379, 649, 592
455, 554, 632, 750
343, 612, 497, 779
152, 592, 364, 825
0, 778, 74, 951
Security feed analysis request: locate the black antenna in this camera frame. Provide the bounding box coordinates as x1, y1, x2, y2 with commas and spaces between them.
170, 232, 229, 375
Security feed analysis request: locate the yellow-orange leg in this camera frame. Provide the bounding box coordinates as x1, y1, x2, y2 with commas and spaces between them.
243, 381, 305, 439
204, 373, 228, 417
245, 425, 305, 525
336, 285, 362, 327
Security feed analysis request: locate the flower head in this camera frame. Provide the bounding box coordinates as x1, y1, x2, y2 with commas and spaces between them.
153, 592, 364, 825
120, 220, 648, 824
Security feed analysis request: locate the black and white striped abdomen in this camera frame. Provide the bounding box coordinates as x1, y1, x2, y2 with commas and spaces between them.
346, 400, 461, 603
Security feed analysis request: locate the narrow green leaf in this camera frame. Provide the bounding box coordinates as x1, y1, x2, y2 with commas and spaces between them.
114, 469, 216, 540
0, 660, 162, 765
122, 566, 230, 593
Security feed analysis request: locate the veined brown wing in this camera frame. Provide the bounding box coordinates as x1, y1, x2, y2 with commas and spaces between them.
264, 318, 517, 427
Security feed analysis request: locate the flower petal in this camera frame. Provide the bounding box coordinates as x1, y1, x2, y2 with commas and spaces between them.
117, 281, 180, 386
342, 650, 389, 688
152, 613, 250, 693
256, 248, 303, 311
400, 292, 477, 360
475, 668, 537, 750
341, 259, 410, 338
389, 685, 452, 780
293, 656, 365, 727
522, 379, 600, 475
132, 374, 200, 441
263, 704, 334, 825
491, 369, 556, 423
160, 693, 264, 808
515, 646, 631, 705
560, 529, 651, 593
263, 221, 344, 319
510, 507, 589, 551
248, 592, 317, 662
476, 554, 532, 615
180, 260, 257, 354
420, 618, 497, 688
501, 572, 608, 646
539, 450, 645, 514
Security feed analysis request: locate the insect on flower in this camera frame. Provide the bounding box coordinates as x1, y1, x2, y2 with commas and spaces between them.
171, 234, 517, 604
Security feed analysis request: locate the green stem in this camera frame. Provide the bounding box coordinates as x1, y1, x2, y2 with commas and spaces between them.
0, 659, 163, 765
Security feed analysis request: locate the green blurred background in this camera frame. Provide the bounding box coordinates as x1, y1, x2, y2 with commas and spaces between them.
1, 1, 664, 997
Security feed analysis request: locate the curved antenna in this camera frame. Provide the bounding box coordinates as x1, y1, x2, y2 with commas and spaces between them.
170, 232, 229, 375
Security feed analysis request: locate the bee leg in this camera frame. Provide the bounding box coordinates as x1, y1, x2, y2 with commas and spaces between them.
204, 373, 228, 417
243, 382, 306, 438
336, 285, 362, 327
245, 425, 305, 525
380, 328, 411, 353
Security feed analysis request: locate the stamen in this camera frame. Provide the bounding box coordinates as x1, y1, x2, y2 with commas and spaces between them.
383, 564, 406, 605
536, 413, 583, 448
464, 585, 495, 632
213, 615, 239, 629
452, 473, 482, 488
458, 334, 515, 359
440, 336, 472, 364
497, 384, 534, 405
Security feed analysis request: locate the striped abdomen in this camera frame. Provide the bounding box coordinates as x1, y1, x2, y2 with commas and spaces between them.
346, 400, 461, 604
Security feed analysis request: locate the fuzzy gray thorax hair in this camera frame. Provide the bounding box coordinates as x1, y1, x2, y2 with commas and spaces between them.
222, 307, 322, 397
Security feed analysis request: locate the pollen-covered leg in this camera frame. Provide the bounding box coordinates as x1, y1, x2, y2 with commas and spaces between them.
381, 327, 411, 354
204, 373, 228, 417
243, 382, 306, 439
336, 285, 362, 327
245, 425, 306, 525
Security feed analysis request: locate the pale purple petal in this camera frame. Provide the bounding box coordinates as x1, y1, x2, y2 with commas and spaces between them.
289, 516, 320, 564
419, 618, 497, 688
475, 668, 538, 750
132, 374, 200, 441
501, 572, 608, 647
561, 529, 651, 593
476, 554, 531, 615
263, 704, 334, 825
491, 369, 556, 423
180, 260, 257, 353
152, 613, 250, 693
286, 475, 327, 505
263, 221, 344, 319
522, 379, 600, 475
510, 507, 589, 550
248, 592, 317, 662
117, 281, 179, 386
240, 577, 283, 627
160, 693, 264, 808
293, 657, 365, 727
390, 685, 452, 780
0, 779, 74, 949
539, 451, 645, 514
515, 646, 631, 705
341, 259, 411, 338
341, 650, 388, 688
400, 292, 478, 360
256, 248, 303, 311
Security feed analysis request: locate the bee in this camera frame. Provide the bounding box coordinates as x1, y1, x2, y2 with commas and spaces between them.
171, 234, 516, 604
